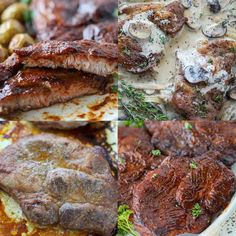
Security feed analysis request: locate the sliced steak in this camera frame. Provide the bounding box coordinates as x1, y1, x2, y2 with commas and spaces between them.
118, 127, 165, 205
0, 68, 108, 115
119, 1, 186, 73
145, 120, 236, 166
0, 134, 117, 235
171, 39, 236, 119
31, 0, 117, 41
14, 40, 118, 76
133, 156, 236, 236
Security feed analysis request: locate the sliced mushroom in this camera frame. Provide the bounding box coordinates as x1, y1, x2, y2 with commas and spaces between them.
202, 22, 227, 38
184, 65, 209, 83
128, 21, 152, 40
207, 0, 221, 13
227, 85, 236, 100
181, 0, 192, 9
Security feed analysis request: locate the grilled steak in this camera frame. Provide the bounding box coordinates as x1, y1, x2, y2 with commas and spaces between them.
14, 40, 118, 76
133, 156, 236, 236
32, 0, 117, 41
119, 1, 186, 73
0, 68, 108, 115
145, 120, 236, 166
0, 134, 117, 235
118, 126, 166, 205
171, 40, 236, 119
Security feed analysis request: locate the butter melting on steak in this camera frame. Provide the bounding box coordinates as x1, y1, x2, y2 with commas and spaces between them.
0, 134, 117, 236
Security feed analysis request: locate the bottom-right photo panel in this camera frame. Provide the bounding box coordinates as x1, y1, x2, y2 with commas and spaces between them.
118, 121, 236, 236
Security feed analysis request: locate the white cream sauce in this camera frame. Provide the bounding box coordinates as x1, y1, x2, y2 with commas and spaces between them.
120, 0, 236, 120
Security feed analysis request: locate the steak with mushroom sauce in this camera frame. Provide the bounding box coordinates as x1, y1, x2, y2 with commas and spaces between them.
0, 134, 117, 236
145, 120, 236, 166
132, 156, 236, 236
118, 126, 166, 205
119, 1, 186, 73
31, 0, 117, 41
171, 40, 236, 119
0, 68, 108, 115
13, 40, 118, 77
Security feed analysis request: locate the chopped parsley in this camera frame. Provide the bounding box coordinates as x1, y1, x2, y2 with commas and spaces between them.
229, 47, 236, 53
190, 161, 198, 169
208, 58, 213, 64
139, 61, 148, 69
123, 47, 131, 56
184, 122, 192, 130
152, 173, 158, 180
214, 95, 222, 103
123, 120, 144, 128
192, 203, 202, 218
149, 37, 154, 43
151, 149, 161, 156
117, 205, 139, 236
159, 34, 167, 45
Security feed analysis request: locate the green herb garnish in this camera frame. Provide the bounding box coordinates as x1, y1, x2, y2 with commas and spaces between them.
208, 59, 213, 64
123, 47, 131, 56
23, 9, 33, 23
139, 61, 148, 69
117, 205, 139, 236
123, 120, 144, 128
190, 161, 198, 169
159, 34, 167, 44
151, 149, 161, 156
184, 122, 192, 130
192, 203, 202, 218
21, 0, 32, 4
214, 95, 222, 103
229, 47, 236, 53
149, 37, 154, 43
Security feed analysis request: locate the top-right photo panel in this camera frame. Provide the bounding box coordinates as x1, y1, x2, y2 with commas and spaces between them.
118, 0, 236, 121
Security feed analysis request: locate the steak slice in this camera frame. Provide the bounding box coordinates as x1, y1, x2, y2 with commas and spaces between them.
14, 40, 118, 76
0, 134, 117, 235
0, 68, 108, 115
171, 39, 236, 119
118, 127, 165, 205
31, 0, 117, 41
145, 120, 236, 166
119, 1, 186, 73
132, 156, 236, 236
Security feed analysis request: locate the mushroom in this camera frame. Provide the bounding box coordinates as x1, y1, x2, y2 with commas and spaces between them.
202, 22, 227, 38
207, 0, 221, 13
128, 21, 152, 40
184, 65, 209, 83
227, 85, 236, 100
181, 0, 192, 9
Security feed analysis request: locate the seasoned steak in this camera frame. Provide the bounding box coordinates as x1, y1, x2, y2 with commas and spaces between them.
31, 0, 117, 41
0, 134, 117, 236
145, 120, 236, 166
171, 40, 236, 119
133, 156, 236, 236
0, 68, 108, 115
118, 127, 165, 205
119, 1, 186, 73
14, 40, 118, 76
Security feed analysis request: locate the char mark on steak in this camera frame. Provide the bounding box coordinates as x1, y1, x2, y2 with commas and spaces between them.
133, 156, 236, 236
13, 40, 118, 76
31, 0, 117, 41
0, 68, 108, 115
0, 134, 117, 236
145, 120, 236, 166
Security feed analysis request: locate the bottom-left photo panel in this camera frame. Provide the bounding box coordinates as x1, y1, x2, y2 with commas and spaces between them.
0, 121, 118, 236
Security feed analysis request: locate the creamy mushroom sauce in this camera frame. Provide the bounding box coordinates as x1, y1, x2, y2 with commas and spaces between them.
119, 0, 236, 120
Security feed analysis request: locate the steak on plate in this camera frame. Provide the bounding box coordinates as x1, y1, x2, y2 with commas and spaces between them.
0, 134, 117, 236
0, 68, 108, 115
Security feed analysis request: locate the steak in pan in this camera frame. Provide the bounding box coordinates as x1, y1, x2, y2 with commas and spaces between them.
0, 134, 117, 236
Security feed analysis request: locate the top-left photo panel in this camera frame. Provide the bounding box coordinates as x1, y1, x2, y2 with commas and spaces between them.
0, 0, 118, 121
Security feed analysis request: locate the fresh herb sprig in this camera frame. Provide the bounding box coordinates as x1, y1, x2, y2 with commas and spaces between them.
192, 203, 202, 218
117, 205, 139, 236
119, 80, 168, 121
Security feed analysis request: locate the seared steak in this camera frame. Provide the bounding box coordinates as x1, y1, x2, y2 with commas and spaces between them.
0, 68, 108, 115
171, 39, 236, 119
14, 40, 118, 76
31, 0, 117, 41
119, 1, 186, 73
145, 120, 236, 166
0, 134, 117, 235
133, 156, 236, 236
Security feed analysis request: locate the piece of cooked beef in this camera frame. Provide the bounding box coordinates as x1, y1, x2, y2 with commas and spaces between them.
13, 40, 118, 77
31, 0, 117, 41
119, 1, 186, 73
171, 39, 236, 119
118, 127, 166, 205
132, 156, 236, 236
0, 68, 108, 115
145, 120, 236, 166
0, 134, 117, 236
